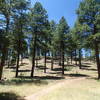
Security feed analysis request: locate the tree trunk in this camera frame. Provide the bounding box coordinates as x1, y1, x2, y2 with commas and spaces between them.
62, 42, 64, 75
31, 34, 37, 77
7, 49, 10, 68
15, 51, 20, 77
59, 51, 62, 66
94, 41, 100, 79
51, 52, 54, 70
94, 25, 100, 79
79, 49, 82, 69
6, 17, 9, 33
44, 51, 47, 73
62, 52, 64, 75
7, 56, 10, 68
0, 49, 6, 80
75, 50, 77, 65
70, 52, 73, 64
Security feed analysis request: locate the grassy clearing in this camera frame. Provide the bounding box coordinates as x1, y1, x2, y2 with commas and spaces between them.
37, 61, 100, 100
0, 59, 65, 98
0, 59, 100, 100
38, 79, 100, 100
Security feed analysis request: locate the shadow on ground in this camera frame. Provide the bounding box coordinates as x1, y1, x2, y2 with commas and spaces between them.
18, 70, 31, 72
48, 72, 62, 75
76, 64, 91, 68
20, 62, 29, 66
81, 67, 97, 71
64, 73, 90, 78
34, 75, 65, 80
0, 92, 25, 100
82, 62, 94, 65
0, 76, 64, 86
12, 69, 31, 72
52, 67, 73, 72
0, 78, 48, 86
6, 66, 16, 69
82, 65, 91, 68
36, 65, 49, 70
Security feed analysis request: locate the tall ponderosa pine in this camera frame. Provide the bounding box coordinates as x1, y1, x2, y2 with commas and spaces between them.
0, 0, 13, 80
30, 2, 48, 77
72, 20, 89, 69
12, 0, 29, 77
77, 0, 100, 79
0, 29, 9, 80
50, 20, 57, 70
56, 17, 69, 75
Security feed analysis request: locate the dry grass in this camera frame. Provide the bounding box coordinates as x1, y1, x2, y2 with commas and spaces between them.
0, 59, 64, 98
0, 59, 100, 100
39, 79, 100, 100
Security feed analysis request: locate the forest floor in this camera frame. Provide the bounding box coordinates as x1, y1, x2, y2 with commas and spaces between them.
0, 58, 100, 100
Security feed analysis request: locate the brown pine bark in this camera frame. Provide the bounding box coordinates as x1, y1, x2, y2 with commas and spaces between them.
15, 51, 20, 77
44, 51, 47, 73
62, 42, 64, 75
94, 41, 100, 79
70, 52, 73, 64
51, 52, 54, 70
0, 17, 9, 80
31, 34, 37, 77
75, 50, 77, 65
79, 49, 82, 69
94, 25, 100, 79
0, 49, 6, 80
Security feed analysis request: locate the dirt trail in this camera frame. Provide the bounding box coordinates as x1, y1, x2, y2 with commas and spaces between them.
25, 77, 85, 100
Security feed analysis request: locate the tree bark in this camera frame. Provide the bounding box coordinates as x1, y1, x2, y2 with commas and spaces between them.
94, 25, 100, 79
7, 55, 10, 68
15, 51, 20, 77
62, 42, 64, 75
0, 48, 6, 80
59, 51, 62, 66
31, 34, 37, 77
94, 41, 100, 79
0, 17, 9, 79
0, 17, 10, 78
44, 51, 47, 73
75, 50, 77, 65
51, 52, 54, 70
79, 49, 82, 69
70, 52, 73, 64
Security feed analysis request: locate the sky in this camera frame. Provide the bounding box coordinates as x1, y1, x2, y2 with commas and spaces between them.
31, 0, 82, 28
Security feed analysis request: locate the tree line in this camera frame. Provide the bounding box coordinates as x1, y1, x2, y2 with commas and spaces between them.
0, 0, 100, 80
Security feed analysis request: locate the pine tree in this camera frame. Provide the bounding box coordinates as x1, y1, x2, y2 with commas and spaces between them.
50, 20, 57, 70
12, 0, 29, 77
77, 0, 100, 79
0, 0, 13, 80
56, 17, 69, 75
30, 2, 49, 77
